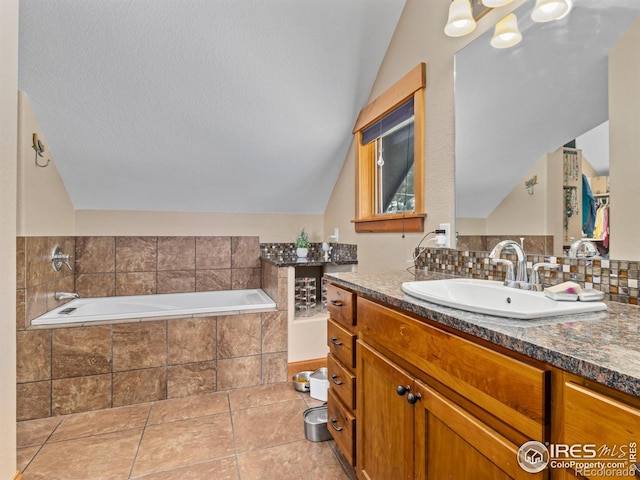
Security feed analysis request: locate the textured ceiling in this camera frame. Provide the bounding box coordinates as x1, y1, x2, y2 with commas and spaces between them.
18, 0, 406, 214
455, 0, 640, 219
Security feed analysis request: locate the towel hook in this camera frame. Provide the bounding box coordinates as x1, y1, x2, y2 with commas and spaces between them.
32, 133, 50, 168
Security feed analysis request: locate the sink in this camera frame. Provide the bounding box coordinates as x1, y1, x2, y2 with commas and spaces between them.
401, 278, 607, 319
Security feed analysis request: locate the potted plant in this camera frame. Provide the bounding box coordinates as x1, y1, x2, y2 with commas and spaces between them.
295, 228, 311, 258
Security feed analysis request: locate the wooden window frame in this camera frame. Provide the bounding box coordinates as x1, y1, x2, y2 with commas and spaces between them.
352, 63, 426, 233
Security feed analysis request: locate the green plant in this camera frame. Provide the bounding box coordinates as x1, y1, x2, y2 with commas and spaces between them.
295, 228, 311, 248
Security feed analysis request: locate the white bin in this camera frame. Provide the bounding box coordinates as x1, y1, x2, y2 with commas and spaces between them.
310, 367, 329, 401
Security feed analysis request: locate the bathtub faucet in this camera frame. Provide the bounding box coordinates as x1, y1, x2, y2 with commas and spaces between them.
54, 292, 80, 301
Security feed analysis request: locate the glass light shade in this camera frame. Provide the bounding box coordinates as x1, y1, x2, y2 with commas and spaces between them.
482, 0, 514, 7
490, 13, 522, 48
531, 0, 572, 22
444, 0, 476, 37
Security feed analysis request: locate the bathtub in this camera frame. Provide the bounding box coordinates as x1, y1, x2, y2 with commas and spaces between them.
32, 289, 276, 326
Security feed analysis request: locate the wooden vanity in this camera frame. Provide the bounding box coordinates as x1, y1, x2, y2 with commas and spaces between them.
325, 272, 640, 480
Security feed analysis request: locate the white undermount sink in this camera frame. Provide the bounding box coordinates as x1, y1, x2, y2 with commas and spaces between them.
401, 278, 607, 320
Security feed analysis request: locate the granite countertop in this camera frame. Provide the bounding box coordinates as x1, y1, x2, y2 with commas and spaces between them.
324, 269, 640, 398
261, 256, 358, 267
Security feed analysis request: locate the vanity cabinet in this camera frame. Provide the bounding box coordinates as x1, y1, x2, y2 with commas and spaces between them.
355, 296, 549, 480
326, 284, 357, 466
325, 279, 640, 480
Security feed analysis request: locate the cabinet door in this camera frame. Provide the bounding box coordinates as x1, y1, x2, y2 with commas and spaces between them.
413, 380, 547, 480
357, 341, 415, 480
562, 382, 640, 480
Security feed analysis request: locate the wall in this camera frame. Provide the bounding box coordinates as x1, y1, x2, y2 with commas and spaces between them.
609, 17, 640, 260
323, 0, 528, 273
75, 210, 325, 243
0, 0, 18, 477
17, 92, 75, 236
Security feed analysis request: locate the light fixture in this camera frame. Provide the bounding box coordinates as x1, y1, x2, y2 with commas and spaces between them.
444, 0, 476, 37
490, 13, 522, 48
482, 0, 513, 7
531, 0, 572, 23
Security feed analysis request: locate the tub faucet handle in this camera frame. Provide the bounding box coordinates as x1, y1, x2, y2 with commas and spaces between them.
51, 245, 73, 271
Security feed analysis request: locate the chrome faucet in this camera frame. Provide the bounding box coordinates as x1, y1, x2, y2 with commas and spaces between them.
489, 240, 528, 288
54, 292, 80, 301
568, 238, 598, 258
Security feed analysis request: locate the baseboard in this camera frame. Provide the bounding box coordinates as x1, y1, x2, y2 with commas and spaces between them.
288, 357, 327, 375
13, 471, 24, 480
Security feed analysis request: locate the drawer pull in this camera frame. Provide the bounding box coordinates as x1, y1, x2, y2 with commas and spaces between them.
330, 337, 343, 347
396, 385, 411, 396
330, 418, 343, 431
330, 374, 344, 385
330, 300, 344, 307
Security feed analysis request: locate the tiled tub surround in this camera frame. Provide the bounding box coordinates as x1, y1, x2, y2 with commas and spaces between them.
17, 236, 263, 328
415, 247, 640, 305
457, 234, 553, 255
325, 269, 640, 398
16, 312, 288, 421
16, 235, 289, 421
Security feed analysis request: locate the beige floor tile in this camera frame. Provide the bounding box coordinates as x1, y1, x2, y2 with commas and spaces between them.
147, 391, 229, 425
232, 398, 307, 453
49, 403, 151, 442
17, 416, 63, 447
16, 445, 39, 472
131, 457, 239, 479
237, 439, 349, 480
229, 382, 303, 411
23, 428, 142, 480
131, 413, 234, 477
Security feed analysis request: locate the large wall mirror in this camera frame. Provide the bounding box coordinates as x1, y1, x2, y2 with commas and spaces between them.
455, 0, 640, 260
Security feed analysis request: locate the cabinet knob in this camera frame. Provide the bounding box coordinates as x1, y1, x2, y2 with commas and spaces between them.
330, 374, 343, 385
330, 300, 344, 307
407, 393, 422, 405
396, 385, 411, 396
330, 418, 343, 431
330, 337, 343, 347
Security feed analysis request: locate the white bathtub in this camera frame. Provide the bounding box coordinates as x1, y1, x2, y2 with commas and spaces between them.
32, 289, 276, 326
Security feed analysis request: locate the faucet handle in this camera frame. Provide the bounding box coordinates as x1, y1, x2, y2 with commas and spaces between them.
492, 258, 516, 287
531, 262, 561, 291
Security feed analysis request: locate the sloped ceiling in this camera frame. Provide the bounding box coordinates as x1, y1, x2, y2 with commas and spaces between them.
18, 0, 406, 214
455, 0, 640, 219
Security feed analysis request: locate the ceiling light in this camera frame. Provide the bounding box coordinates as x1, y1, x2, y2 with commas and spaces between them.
444, 0, 476, 37
531, 0, 572, 23
482, 0, 514, 7
490, 13, 522, 48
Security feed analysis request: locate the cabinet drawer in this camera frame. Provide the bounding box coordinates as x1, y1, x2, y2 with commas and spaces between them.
327, 284, 356, 327
564, 382, 640, 477
327, 353, 356, 410
327, 388, 356, 466
328, 319, 356, 370
358, 297, 549, 441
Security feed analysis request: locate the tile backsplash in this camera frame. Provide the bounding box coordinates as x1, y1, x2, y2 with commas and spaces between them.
415, 247, 639, 305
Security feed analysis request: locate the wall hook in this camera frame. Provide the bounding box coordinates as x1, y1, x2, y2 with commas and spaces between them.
32, 133, 50, 168
525, 175, 537, 195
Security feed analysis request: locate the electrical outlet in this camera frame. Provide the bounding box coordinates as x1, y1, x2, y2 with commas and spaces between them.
439, 223, 451, 249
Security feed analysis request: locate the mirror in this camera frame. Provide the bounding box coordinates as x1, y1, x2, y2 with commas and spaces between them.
455, 0, 640, 259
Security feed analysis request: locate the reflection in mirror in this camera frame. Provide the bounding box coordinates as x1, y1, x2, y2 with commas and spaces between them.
455, 0, 640, 259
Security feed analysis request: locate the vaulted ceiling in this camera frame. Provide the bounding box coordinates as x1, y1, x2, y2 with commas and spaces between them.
19, 0, 406, 214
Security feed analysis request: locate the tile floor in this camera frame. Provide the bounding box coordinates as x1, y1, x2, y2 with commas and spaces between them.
17, 383, 352, 480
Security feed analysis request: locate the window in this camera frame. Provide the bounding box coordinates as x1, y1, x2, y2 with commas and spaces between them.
352, 63, 426, 233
